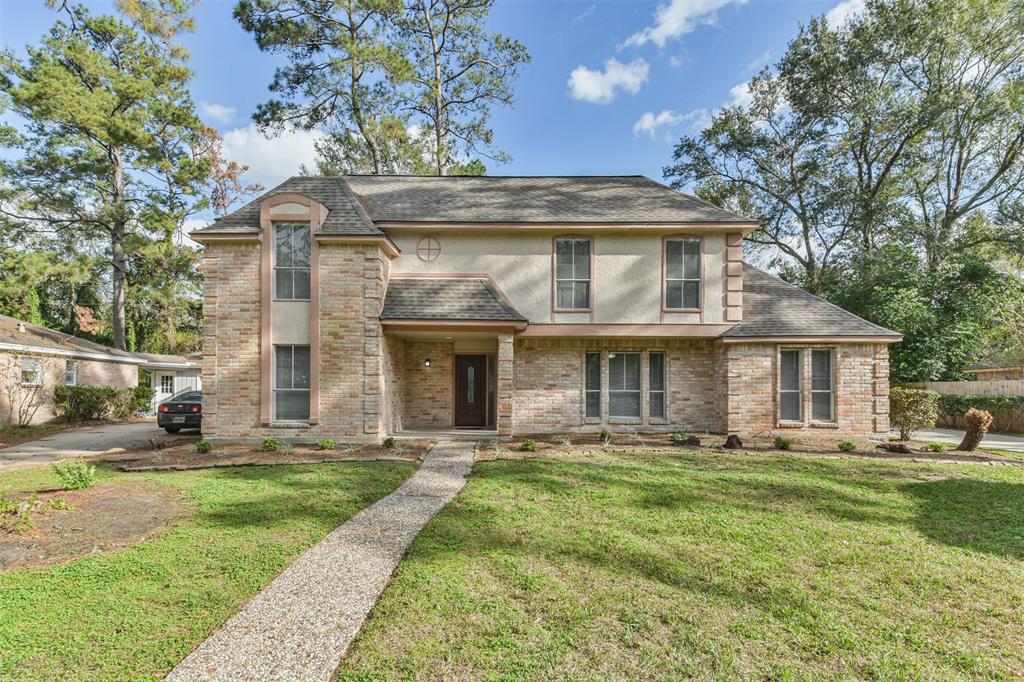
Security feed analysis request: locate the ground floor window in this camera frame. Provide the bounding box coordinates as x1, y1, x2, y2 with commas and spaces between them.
608, 352, 641, 419
811, 349, 834, 421
779, 349, 802, 421
585, 351, 601, 419
160, 374, 174, 394
20, 356, 41, 386
274, 345, 311, 421
65, 360, 78, 386
649, 351, 665, 420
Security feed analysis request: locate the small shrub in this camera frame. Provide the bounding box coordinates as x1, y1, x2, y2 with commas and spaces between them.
837, 440, 857, 452
599, 429, 613, 445
194, 439, 214, 454
519, 439, 538, 452
318, 439, 338, 451
923, 441, 949, 453
889, 387, 940, 440
670, 432, 686, 443
487, 439, 509, 457
556, 435, 572, 447
383, 437, 397, 449
53, 384, 156, 422
772, 436, 793, 451
50, 497, 72, 511
51, 458, 97, 490
262, 437, 281, 452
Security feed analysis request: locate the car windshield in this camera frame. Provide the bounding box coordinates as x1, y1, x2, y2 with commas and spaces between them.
172, 391, 202, 402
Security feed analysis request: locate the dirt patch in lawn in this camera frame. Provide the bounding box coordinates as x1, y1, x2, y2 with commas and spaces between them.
0, 483, 184, 572
476, 432, 1022, 466
96, 440, 433, 472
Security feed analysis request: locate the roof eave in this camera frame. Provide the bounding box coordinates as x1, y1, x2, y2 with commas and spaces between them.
718, 334, 903, 344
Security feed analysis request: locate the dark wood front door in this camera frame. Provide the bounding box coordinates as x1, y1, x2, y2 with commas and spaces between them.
454, 355, 487, 427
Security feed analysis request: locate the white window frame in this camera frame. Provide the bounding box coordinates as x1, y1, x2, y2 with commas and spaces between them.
608, 351, 642, 420
778, 349, 803, 422
664, 237, 702, 311
160, 374, 175, 395
20, 356, 42, 386
810, 349, 836, 422
273, 344, 311, 422
65, 360, 78, 386
273, 222, 311, 301
649, 351, 666, 420
554, 237, 592, 310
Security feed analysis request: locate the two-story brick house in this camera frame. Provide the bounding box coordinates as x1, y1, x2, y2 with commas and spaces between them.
191, 175, 900, 441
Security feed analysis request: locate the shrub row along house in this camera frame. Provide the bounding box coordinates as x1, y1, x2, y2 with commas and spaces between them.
0, 315, 198, 425
191, 175, 900, 441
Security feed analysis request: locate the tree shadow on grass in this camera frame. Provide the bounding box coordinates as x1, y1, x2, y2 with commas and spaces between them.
902, 478, 1024, 560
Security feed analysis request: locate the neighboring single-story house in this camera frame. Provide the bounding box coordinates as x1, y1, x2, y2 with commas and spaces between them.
191, 175, 901, 442
137, 352, 203, 411
0, 314, 142, 425
969, 363, 1024, 381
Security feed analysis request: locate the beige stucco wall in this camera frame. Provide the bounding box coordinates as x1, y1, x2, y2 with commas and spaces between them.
386, 230, 729, 324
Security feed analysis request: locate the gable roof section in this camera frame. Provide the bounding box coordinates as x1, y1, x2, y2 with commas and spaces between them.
721, 266, 901, 340
0, 315, 143, 363
381, 277, 527, 322
192, 176, 382, 236
344, 175, 752, 224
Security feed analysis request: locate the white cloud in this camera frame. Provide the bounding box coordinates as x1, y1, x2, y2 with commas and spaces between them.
633, 110, 684, 138
624, 0, 747, 48
220, 124, 323, 187
199, 102, 237, 125
567, 58, 650, 104
634, 109, 715, 140
727, 81, 753, 109
824, 0, 865, 28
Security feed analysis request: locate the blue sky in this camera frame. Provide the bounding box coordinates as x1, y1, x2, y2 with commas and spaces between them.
1, 0, 862, 199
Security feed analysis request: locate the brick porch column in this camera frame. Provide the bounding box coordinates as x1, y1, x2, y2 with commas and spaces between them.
497, 333, 514, 437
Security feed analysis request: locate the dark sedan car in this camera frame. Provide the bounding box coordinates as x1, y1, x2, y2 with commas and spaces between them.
157, 390, 202, 433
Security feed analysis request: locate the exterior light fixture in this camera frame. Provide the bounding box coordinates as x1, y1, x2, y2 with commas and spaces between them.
424, 358, 432, 367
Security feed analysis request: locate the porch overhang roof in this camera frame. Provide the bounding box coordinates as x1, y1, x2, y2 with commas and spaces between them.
381, 320, 528, 333
518, 324, 735, 338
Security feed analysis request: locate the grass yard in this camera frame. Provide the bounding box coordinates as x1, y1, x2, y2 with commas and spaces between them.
0, 459, 415, 681
338, 450, 1024, 680
0, 422, 69, 448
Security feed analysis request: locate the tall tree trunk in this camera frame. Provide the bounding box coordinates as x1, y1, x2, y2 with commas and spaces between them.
347, 7, 383, 175
111, 147, 127, 350
418, 0, 447, 176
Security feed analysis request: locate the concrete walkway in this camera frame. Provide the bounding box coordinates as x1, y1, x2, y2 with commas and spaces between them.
166, 440, 475, 682
0, 420, 178, 470
905, 427, 1024, 453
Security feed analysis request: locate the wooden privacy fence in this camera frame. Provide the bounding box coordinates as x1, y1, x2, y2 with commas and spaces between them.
904, 380, 1024, 397
904, 381, 1024, 433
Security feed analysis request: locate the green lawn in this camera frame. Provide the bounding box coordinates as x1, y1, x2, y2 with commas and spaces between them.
0, 460, 415, 681
338, 450, 1024, 680
0, 422, 68, 448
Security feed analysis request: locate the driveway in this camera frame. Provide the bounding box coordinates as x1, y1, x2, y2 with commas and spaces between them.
0, 420, 183, 470
906, 427, 1024, 453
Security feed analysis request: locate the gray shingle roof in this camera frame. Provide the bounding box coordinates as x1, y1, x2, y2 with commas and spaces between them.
345, 175, 752, 224
196, 176, 754, 234
722, 265, 901, 339
0, 314, 142, 361
381, 278, 527, 321
193, 177, 382, 235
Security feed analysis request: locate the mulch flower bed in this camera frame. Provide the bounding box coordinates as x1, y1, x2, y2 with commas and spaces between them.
97, 440, 434, 472
475, 432, 1021, 466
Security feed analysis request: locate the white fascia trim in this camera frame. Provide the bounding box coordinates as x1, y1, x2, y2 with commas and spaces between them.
0, 342, 145, 365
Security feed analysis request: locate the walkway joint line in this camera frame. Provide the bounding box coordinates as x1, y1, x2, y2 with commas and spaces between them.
165, 440, 475, 682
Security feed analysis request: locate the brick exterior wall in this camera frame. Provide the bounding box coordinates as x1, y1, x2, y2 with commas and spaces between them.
202, 240, 390, 441
511, 338, 724, 434
382, 334, 405, 433
402, 340, 453, 428
0, 351, 137, 425
722, 342, 890, 437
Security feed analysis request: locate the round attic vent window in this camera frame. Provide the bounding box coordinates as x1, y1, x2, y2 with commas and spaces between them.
417, 236, 441, 262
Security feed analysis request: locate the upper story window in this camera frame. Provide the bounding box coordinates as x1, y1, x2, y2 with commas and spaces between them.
274, 222, 311, 300
665, 237, 702, 310
417, 236, 441, 261
554, 237, 592, 310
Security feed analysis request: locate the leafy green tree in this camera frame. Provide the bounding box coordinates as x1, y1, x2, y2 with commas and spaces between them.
235, 0, 417, 175
399, 0, 530, 175
0, 2, 210, 349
